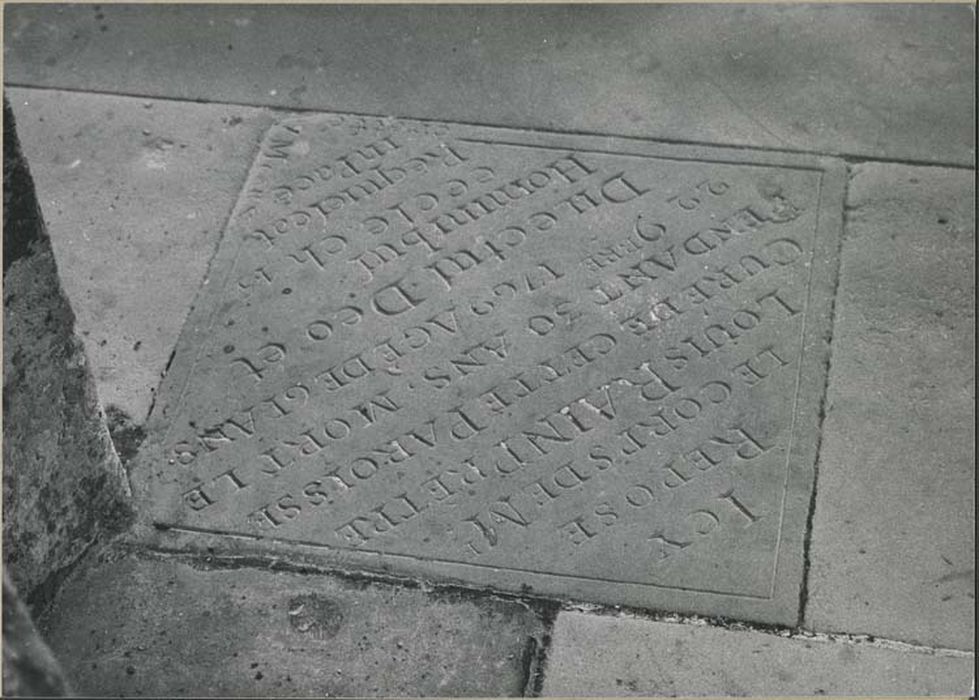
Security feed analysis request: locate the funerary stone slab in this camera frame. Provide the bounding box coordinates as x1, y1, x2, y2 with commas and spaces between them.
133, 114, 844, 624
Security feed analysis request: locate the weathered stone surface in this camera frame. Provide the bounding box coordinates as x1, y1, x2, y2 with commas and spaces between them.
133, 115, 844, 625
2, 97, 132, 603
6, 87, 274, 424
806, 164, 975, 650
540, 610, 975, 696
3, 5, 973, 165
38, 546, 546, 697
2, 572, 72, 697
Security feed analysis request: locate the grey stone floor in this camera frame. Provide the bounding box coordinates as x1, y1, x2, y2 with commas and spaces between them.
3, 4, 975, 697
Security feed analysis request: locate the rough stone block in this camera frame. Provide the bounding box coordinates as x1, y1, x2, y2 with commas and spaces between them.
2, 97, 131, 604
541, 610, 975, 696
806, 163, 975, 650
133, 114, 844, 625
38, 547, 548, 697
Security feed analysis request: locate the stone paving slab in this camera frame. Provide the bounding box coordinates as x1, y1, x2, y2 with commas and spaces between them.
130, 111, 845, 626
37, 545, 547, 697
5, 87, 273, 423
4, 4, 975, 166
540, 610, 975, 696
806, 163, 975, 650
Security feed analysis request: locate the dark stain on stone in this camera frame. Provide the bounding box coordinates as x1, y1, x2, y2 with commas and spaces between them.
275, 54, 318, 71
756, 178, 784, 200
935, 568, 974, 585
104, 405, 147, 470
287, 594, 344, 639
637, 54, 661, 74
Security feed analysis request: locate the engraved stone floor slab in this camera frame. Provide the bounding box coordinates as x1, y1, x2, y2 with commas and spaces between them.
133, 114, 845, 625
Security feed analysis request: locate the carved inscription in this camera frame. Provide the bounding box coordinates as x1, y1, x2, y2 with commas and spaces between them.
137, 115, 843, 619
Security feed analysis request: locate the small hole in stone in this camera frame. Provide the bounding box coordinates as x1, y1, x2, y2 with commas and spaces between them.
282, 288, 293, 295
223, 345, 235, 354
937, 217, 948, 224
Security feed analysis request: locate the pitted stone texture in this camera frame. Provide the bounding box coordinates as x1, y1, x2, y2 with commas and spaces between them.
3, 5, 974, 165
38, 547, 544, 697
135, 115, 843, 624
540, 610, 975, 696
6, 87, 273, 423
807, 164, 975, 650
